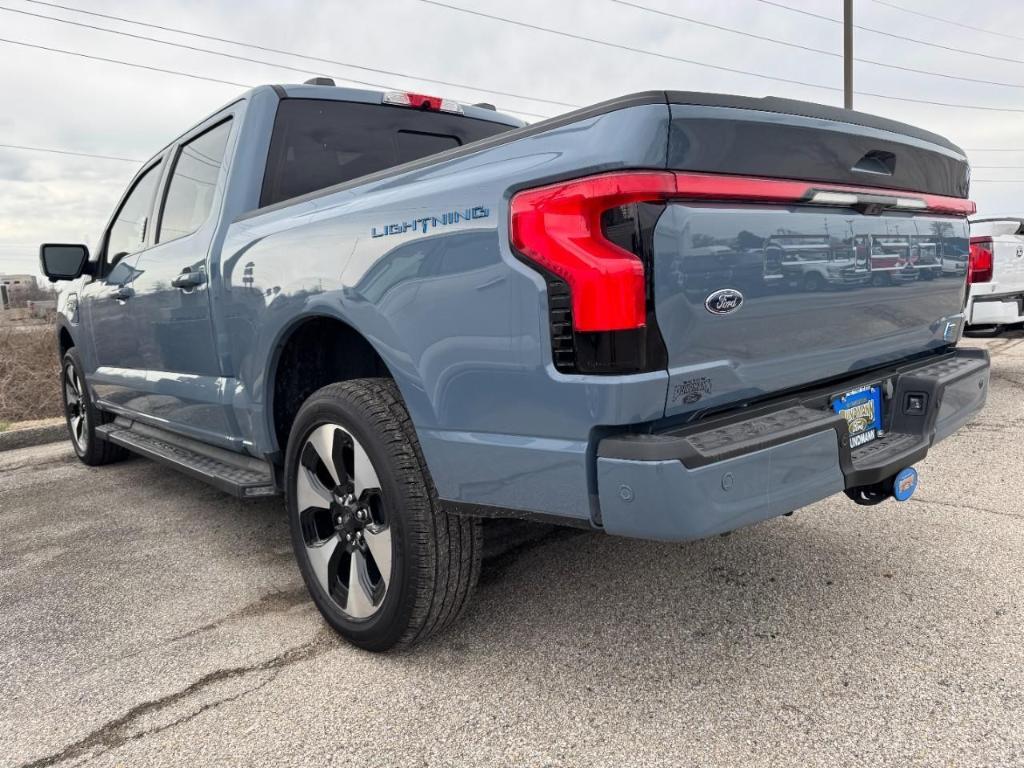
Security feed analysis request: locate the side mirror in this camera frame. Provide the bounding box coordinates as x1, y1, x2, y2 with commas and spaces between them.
40, 243, 90, 282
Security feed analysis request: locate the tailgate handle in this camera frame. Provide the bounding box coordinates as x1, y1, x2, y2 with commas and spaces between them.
852, 150, 896, 176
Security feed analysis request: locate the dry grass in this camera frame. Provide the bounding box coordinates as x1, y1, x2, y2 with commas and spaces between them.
0, 324, 62, 423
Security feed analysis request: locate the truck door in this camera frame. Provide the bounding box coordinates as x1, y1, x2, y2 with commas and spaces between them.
123, 116, 236, 444
80, 157, 165, 404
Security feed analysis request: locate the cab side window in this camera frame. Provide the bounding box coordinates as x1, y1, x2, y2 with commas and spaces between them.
157, 119, 232, 244
106, 161, 162, 266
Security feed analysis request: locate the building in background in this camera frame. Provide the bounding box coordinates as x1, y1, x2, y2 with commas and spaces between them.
1, 274, 45, 311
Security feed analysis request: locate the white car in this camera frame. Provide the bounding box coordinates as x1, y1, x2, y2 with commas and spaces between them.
966, 216, 1024, 332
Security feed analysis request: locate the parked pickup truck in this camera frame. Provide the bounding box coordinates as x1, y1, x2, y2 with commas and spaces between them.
965, 216, 1024, 333
41, 82, 990, 650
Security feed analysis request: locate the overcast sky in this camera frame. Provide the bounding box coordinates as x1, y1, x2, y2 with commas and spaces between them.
2, 0, 1022, 277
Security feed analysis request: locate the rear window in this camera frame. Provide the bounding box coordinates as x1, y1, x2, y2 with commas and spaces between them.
259, 99, 513, 208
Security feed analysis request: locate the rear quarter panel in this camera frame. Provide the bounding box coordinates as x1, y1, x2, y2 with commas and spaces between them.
215, 104, 671, 519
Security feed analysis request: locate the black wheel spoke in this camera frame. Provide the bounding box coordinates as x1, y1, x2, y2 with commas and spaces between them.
306, 532, 341, 597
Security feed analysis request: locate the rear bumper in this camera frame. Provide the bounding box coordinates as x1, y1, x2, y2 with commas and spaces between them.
595, 347, 989, 542
967, 291, 1024, 326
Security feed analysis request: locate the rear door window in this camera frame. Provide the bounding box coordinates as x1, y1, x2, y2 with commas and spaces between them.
157, 119, 232, 243
260, 99, 512, 207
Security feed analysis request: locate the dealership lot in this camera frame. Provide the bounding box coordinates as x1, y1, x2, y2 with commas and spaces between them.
1, 334, 1021, 768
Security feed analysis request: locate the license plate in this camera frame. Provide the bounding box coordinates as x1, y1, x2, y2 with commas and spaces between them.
832, 384, 883, 448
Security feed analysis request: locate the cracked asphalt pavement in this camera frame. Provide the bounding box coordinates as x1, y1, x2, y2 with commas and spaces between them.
2, 334, 1022, 767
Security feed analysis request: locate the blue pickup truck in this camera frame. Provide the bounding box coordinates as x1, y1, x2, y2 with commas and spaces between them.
41, 81, 989, 650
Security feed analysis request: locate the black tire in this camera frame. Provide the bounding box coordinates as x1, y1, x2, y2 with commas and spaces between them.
285, 378, 482, 651
803, 272, 826, 292
61, 348, 128, 466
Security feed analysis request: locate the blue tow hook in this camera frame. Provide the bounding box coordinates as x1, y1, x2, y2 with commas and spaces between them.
892, 467, 918, 502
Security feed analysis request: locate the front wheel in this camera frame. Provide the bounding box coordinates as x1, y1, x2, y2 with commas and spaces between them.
61, 348, 127, 466
285, 379, 481, 651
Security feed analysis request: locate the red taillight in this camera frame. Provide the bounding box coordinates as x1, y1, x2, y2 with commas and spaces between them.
968, 236, 994, 284
510, 172, 675, 331
510, 170, 976, 332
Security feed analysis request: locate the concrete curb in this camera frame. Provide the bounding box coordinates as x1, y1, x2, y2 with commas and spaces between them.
0, 423, 67, 452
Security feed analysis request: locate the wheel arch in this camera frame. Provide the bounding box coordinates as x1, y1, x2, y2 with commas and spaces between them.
266, 312, 407, 456
56, 320, 76, 358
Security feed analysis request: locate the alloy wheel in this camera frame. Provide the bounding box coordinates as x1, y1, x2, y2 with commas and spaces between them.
295, 423, 392, 620
64, 364, 88, 452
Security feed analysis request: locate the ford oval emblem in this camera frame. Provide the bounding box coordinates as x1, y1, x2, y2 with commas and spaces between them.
704, 288, 744, 315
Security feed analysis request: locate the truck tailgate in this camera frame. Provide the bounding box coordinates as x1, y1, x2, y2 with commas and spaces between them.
654, 204, 968, 416
654, 95, 972, 417
992, 236, 1024, 289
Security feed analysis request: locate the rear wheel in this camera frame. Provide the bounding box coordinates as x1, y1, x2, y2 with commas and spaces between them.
61, 348, 127, 466
285, 379, 481, 651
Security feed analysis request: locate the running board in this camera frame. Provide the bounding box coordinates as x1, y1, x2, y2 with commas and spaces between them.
96, 419, 279, 499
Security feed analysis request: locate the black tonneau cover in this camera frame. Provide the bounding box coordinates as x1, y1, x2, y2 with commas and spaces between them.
665, 91, 962, 153
666, 94, 969, 199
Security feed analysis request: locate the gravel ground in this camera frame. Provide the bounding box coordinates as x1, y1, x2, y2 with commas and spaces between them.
1, 335, 1021, 768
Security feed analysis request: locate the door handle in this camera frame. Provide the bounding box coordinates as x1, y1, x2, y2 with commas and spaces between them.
111, 286, 133, 303
172, 270, 206, 290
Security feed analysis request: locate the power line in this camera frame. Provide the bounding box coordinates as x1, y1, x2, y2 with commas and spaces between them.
18, 0, 573, 113
971, 180, 1024, 183
613, 0, 1024, 92
756, 0, 1024, 66
611, 0, 835, 57
869, 0, 1024, 44
971, 166, 1024, 169
0, 36, 252, 88
863, 95, 1024, 112
0, 143, 142, 163
422, 0, 1024, 114
420, 0, 853, 93
0, 7, 407, 99
966, 149, 1024, 152
13, 0, 1018, 120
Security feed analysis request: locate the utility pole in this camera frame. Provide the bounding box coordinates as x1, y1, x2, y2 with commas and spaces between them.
844, 0, 853, 109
